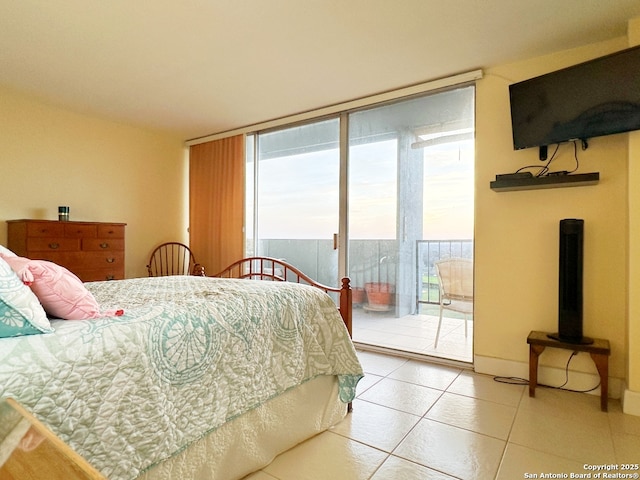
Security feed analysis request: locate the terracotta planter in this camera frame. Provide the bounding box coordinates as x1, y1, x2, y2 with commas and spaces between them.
352, 287, 365, 305
364, 282, 394, 307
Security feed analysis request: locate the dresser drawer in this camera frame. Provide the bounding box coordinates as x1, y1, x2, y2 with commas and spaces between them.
27, 238, 80, 252
97, 224, 125, 239
83, 239, 125, 252
26, 222, 65, 237
32, 252, 84, 267
74, 267, 124, 282
84, 251, 124, 267
64, 224, 97, 238
35, 250, 123, 265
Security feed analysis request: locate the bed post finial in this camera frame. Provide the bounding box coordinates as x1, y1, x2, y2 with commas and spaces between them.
339, 277, 353, 337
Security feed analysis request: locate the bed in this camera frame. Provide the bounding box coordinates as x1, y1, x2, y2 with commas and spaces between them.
0, 255, 363, 480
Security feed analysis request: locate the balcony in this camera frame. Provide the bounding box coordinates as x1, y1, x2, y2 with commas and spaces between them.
353, 304, 473, 363
255, 239, 474, 363
352, 239, 473, 363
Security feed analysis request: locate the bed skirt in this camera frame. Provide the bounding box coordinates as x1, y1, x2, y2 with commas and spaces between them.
137, 375, 347, 480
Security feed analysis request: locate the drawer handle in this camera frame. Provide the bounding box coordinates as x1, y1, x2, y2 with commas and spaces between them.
48, 243, 60, 249
100, 243, 109, 249
106, 258, 115, 263
106, 275, 115, 281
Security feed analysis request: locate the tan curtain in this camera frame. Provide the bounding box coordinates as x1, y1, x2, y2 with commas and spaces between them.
189, 135, 244, 275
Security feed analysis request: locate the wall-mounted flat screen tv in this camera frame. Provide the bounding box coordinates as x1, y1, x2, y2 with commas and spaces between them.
509, 45, 640, 151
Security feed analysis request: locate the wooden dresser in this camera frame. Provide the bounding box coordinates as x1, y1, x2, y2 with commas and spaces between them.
7, 220, 126, 282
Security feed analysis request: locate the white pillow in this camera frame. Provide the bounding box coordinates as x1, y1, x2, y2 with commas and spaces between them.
0, 257, 52, 337
0, 244, 17, 257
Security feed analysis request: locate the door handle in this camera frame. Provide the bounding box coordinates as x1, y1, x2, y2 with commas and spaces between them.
333, 233, 338, 250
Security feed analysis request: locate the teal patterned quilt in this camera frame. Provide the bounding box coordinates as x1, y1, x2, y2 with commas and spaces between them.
0, 276, 363, 479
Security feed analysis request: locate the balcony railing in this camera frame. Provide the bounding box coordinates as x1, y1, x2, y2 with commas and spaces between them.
254, 238, 473, 313
417, 239, 474, 306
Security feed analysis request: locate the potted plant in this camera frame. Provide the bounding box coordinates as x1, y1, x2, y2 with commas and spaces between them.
364, 282, 394, 309
352, 287, 366, 305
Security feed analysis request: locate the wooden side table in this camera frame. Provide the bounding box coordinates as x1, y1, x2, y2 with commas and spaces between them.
526, 330, 611, 411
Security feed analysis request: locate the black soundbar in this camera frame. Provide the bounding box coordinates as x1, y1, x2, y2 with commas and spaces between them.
490, 172, 599, 192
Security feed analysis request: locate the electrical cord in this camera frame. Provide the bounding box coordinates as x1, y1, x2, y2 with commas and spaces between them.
515, 143, 560, 177
515, 140, 585, 177
565, 139, 583, 174
493, 349, 601, 394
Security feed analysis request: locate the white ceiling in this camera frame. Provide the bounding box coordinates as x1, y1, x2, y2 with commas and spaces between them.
1, 1, 640, 141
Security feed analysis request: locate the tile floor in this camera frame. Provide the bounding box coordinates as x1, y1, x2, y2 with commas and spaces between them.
353, 307, 473, 363
246, 350, 640, 480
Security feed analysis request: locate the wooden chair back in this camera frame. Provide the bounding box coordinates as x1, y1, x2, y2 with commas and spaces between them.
147, 242, 205, 276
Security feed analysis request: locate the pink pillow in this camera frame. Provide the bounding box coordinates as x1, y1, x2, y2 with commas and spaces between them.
1, 255, 123, 320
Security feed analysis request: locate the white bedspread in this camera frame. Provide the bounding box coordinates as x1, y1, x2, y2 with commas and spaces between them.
0, 276, 363, 479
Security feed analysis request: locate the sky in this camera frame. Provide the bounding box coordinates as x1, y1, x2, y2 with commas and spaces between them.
253, 138, 474, 241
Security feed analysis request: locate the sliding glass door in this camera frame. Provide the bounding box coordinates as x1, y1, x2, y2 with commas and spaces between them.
246, 85, 475, 361
347, 89, 475, 360
347, 87, 475, 312
247, 118, 340, 285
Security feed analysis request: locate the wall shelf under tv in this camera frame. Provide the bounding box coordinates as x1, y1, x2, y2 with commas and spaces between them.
490, 172, 600, 192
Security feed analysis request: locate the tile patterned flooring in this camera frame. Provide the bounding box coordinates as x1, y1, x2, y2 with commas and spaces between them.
352, 307, 473, 363
246, 350, 640, 480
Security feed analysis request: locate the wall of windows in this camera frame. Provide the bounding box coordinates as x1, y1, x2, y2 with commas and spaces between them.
246, 85, 475, 322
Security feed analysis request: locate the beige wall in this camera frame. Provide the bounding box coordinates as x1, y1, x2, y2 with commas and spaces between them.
0, 86, 188, 278
627, 18, 640, 411
475, 36, 631, 395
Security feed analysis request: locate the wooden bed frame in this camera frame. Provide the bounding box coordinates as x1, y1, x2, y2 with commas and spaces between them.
213, 256, 353, 337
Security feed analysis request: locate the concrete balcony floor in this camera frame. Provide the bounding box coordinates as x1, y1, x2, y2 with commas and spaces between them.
352, 303, 473, 364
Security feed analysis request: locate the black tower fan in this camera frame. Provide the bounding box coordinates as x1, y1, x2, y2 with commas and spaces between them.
548, 219, 593, 344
